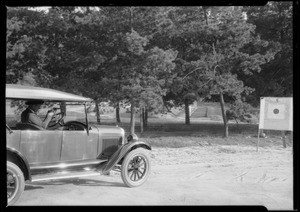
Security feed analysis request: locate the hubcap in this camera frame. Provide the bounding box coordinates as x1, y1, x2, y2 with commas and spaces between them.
7, 171, 18, 202
127, 155, 147, 182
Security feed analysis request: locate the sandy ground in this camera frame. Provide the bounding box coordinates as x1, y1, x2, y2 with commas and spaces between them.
14, 144, 293, 210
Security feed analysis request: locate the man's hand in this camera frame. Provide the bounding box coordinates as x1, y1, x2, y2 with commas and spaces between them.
47, 110, 55, 117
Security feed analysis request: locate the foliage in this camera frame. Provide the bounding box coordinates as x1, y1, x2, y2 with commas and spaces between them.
6, 8, 49, 84
226, 99, 254, 122
6, 5, 292, 135
153, 6, 280, 132
242, 2, 293, 106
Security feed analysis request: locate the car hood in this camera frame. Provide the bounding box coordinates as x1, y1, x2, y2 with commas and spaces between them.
91, 124, 125, 136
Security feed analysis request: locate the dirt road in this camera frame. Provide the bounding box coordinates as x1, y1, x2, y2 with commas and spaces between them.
14, 144, 293, 210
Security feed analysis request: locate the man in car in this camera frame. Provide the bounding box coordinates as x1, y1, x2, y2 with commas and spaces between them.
21, 100, 60, 129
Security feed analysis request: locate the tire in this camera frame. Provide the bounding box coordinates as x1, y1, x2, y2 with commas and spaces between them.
121, 148, 151, 187
7, 161, 25, 206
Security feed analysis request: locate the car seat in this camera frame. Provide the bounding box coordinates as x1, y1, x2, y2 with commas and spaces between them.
16, 123, 44, 130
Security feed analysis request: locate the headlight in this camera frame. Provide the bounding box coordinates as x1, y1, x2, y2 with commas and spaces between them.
127, 134, 138, 142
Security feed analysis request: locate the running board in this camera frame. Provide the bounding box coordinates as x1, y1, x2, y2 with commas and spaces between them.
31, 170, 103, 182
30, 159, 107, 171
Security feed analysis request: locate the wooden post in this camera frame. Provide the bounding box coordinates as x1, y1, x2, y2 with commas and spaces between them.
281, 131, 286, 148
257, 128, 260, 152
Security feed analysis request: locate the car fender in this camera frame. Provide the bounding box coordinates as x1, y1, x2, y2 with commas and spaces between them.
101, 141, 151, 173
7, 147, 31, 181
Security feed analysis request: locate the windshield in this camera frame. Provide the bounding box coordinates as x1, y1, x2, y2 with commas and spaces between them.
64, 103, 86, 123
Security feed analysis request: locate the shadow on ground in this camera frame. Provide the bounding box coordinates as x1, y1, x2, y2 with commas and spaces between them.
25, 184, 44, 191
27, 177, 126, 188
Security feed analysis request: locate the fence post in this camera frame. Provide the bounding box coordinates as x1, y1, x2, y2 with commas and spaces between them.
281, 131, 286, 148
257, 128, 260, 152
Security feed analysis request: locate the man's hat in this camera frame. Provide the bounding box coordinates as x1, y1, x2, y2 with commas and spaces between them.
25, 100, 44, 105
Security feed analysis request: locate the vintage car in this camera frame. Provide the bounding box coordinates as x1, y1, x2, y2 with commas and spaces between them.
6, 84, 151, 205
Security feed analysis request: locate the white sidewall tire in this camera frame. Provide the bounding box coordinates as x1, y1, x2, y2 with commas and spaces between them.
121, 148, 151, 187
7, 161, 25, 206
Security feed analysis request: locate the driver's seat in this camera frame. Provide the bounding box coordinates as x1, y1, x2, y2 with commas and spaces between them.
16, 123, 45, 130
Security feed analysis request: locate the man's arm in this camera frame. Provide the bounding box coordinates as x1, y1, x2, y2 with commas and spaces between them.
28, 113, 53, 129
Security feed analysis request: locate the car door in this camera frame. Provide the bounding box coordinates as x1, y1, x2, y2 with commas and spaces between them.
20, 130, 62, 165
60, 129, 86, 161
61, 125, 100, 161
83, 125, 100, 160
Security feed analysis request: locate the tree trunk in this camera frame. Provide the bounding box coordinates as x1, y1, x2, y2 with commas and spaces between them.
86, 6, 90, 14
143, 108, 148, 128
203, 6, 209, 25
130, 103, 135, 135
129, 7, 133, 32
185, 99, 190, 125
219, 92, 228, 137
140, 107, 144, 133
116, 102, 121, 123
234, 118, 240, 133
95, 100, 101, 124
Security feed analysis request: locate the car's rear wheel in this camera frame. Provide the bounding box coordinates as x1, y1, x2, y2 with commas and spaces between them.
121, 148, 151, 187
7, 161, 25, 206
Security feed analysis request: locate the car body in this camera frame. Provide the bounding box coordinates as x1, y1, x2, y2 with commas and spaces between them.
6, 84, 151, 205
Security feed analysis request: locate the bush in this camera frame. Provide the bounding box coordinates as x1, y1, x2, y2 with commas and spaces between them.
209, 115, 223, 121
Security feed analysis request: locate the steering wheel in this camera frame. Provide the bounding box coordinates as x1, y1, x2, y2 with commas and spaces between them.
48, 111, 65, 127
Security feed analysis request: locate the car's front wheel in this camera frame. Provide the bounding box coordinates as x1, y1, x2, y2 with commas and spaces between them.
121, 148, 151, 187
7, 161, 25, 206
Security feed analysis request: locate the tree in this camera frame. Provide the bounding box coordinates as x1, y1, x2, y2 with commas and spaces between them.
6, 7, 50, 85
85, 7, 178, 134
116, 30, 177, 134
152, 7, 210, 125
203, 6, 280, 137
7, 6, 283, 138
242, 2, 293, 105
163, 6, 279, 137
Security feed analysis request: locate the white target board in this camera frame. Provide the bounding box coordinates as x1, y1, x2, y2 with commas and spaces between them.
259, 97, 293, 131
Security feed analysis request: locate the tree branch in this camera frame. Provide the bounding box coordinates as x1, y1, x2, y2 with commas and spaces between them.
182, 67, 204, 80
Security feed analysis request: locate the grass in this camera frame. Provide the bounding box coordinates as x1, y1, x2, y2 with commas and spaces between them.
139, 133, 292, 149
217, 147, 237, 154
81, 112, 293, 149
6, 108, 292, 150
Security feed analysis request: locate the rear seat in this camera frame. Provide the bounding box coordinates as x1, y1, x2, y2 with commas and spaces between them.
16, 123, 45, 130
